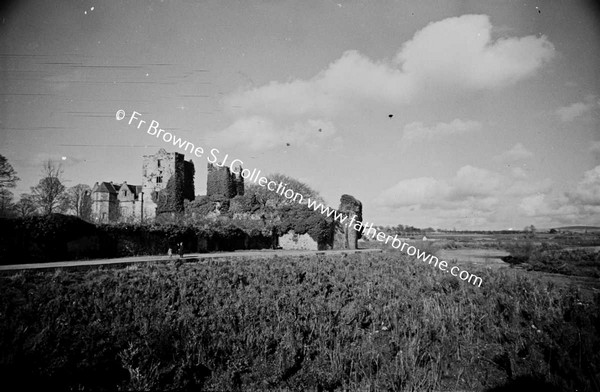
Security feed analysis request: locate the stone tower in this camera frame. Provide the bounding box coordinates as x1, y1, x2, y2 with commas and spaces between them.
336, 194, 363, 249
141, 148, 195, 219
206, 163, 244, 198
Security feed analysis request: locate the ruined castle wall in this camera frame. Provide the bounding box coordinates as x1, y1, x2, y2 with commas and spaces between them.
333, 194, 363, 250
183, 160, 195, 201
141, 149, 177, 219
278, 230, 319, 250
142, 149, 177, 194
207, 163, 234, 198
235, 173, 244, 196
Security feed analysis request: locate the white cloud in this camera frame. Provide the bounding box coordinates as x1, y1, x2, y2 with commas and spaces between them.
517, 193, 586, 222
511, 167, 528, 179
375, 177, 450, 208
518, 194, 548, 216
450, 165, 503, 199
556, 96, 598, 122
567, 165, 600, 206
376, 164, 558, 229
505, 178, 553, 197
516, 166, 600, 225
375, 165, 600, 229
395, 14, 554, 90
557, 102, 591, 122
494, 143, 534, 163
401, 119, 481, 143
219, 14, 555, 150
376, 165, 503, 209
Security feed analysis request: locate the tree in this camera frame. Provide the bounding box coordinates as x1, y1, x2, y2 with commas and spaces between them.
0, 188, 14, 218
0, 154, 19, 190
67, 184, 92, 221
30, 160, 69, 215
13, 193, 37, 217
523, 224, 536, 238
245, 172, 324, 210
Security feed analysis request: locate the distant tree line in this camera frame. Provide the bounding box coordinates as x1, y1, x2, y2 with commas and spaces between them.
0, 154, 92, 220
374, 224, 437, 236
374, 223, 542, 236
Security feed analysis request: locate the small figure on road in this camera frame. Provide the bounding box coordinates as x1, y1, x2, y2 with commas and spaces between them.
178, 242, 184, 259
167, 247, 173, 258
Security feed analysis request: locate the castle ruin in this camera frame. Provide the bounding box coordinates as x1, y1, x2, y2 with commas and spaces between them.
91, 148, 195, 223
142, 148, 195, 215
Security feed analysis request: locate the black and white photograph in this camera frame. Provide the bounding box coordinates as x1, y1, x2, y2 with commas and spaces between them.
1, 0, 599, 390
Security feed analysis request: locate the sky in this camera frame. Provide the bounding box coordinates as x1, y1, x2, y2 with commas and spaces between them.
1, 0, 599, 230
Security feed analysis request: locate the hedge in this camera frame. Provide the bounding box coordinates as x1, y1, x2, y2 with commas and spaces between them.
0, 214, 273, 265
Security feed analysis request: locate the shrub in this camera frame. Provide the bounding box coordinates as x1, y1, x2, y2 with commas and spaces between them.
276, 203, 333, 244
0, 214, 98, 263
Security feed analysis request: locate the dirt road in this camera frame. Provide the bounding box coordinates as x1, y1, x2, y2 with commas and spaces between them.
0, 248, 383, 273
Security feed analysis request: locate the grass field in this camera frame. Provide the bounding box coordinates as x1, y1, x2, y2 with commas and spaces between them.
1, 251, 599, 391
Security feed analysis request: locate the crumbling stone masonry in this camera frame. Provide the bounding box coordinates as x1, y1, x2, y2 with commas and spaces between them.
334, 194, 363, 249
141, 148, 195, 218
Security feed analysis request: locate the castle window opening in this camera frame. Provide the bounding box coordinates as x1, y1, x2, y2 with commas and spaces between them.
156, 176, 162, 184
157, 159, 161, 168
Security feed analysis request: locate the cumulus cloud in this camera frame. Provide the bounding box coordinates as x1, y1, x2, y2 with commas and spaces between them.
567, 165, 600, 206
505, 178, 553, 197
517, 166, 600, 224
375, 177, 450, 208
395, 14, 554, 90
375, 164, 554, 226
450, 165, 503, 199
376, 165, 599, 228
494, 143, 534, 163
556, 95, 599, 122
518, 193, 587, 222
376, 165, 503, 209
218, 14, 555, 150
511, 167, 528, 179
557, 102, 591, 122
401, 119, 481, 143
518, 194, 548, 217
226, 14, 555, 118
